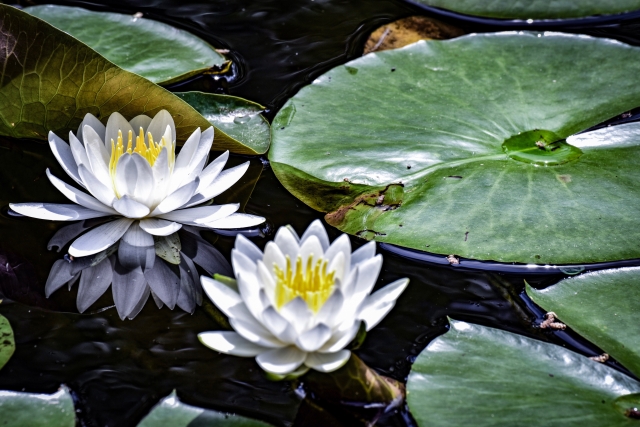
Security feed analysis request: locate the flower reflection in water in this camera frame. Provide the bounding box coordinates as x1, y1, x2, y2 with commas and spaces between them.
9, 110, 265, 318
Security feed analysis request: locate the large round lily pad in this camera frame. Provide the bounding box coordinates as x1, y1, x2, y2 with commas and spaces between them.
413, 0, 640, 19
527, 267, 640, 378
407, 319, 640, 426
24, 5, 225, 85
270, 32, 640, 264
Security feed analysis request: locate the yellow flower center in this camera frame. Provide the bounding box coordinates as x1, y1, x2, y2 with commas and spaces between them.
109, 128, 174, 197
274, 255, 336, 312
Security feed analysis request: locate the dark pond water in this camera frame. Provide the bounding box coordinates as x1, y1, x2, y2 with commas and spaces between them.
3, 1, 640, 426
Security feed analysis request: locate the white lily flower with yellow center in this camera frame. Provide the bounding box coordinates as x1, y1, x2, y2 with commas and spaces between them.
199, 220, 409, 376
9, 110, 264, 257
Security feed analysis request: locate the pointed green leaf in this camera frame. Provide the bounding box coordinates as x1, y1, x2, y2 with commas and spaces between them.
176, 92, 270, 155
527, 267, 640, 378
137, 391, 272, 427
24, 5, 225, 85
414, 0, 640, 19
0, 5, 264, 154
0, 313, 14, 370
407, 319, 640, 427
0, 386, 75, 427
270, 32, 640, 264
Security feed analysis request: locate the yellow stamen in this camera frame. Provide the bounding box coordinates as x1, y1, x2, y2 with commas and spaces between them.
108, 127, 173, 197
273, 255, 336, 312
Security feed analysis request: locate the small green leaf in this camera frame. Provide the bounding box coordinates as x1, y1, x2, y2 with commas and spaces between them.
407, 319, 640, 427
270, 32, 640, 264
137, 391, 272, 427
415, 0, 640, 19
0, 313, 15, 370
155, 234, 182, 265
0, 386, 75, 427
24, 5, 225, 85
527, 267, 640, 378
176, 92, 270, 155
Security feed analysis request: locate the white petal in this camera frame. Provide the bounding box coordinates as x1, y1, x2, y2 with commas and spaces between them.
69, 218, 134, 257
9, 203, 111, 221
351, 241, 377, 269
105, 112, 134, 155
359, 302, 396, 332
280, 297, 312, 333
171, 127, 201, 190
114, 154, 137, 199
196, 150, 229, 193
345, 255, 382, 302
297, 235, 324, 268
83, 125, 111, 183
139, 218, 182, 236
157, 204, 239, 224
229, 317, 283, 348
273, 226, 300, 261
183, 162, 250, 208
77, 113, 106, 143
304, 350, 350, 373
150, 178, 199, 215
151, 148, 170, 205
261, 306, 296, 343
358, 278, 408, 316
201, 276, 243, 318
324, 234, 351, 279
45, 259, 75, 296
77, 164, 117, 207
69, 132, 90, 169
128, 114, 152, 133
262, 242, 286, 275
231, 249, 258, 281
146, 110, 175, 146
316, 289, 345, 328
144, 257, 180, 309
234, 234, 263, 263
112, 262, 148, 319
300, 219, 330, 251
129, 153, 154, 206
170, 127, 213, 193
118, 221, 155, 270
199, 331, 268, 357
296, 323, 332, 352
257, 260, 277, 301
256, 346, 306, 375
318, 321, 361, 353
113, 196, 150, 218
46, 169, 116, 214
327, 251, 345, 284
206, 213, 265, 229
237, 273, 264, 321
48, 131, 82, 186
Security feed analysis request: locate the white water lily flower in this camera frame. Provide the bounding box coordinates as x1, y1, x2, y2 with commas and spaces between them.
9, 110, 264, 257
199, 220, 409, 376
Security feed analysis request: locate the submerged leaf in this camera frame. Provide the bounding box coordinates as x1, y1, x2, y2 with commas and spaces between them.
270, 32, 640, 264
407, 319, 640, 426
137, 390, 272, 426
25, 5, 225, 85
0, 386, 75, 427
527, 267, 640, 378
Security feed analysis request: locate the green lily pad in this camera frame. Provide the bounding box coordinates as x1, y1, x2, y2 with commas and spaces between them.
0, 5, 265, 154
407, 319, 640, 426
0, 386, 75, 427
270, 32, 640, 264
527, 267, 640, 378
176, 92, 271, 155
0, 313, 15, 370
24, 5, 226, 85
137, 391, 272, 427
414, 0, 640, 19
